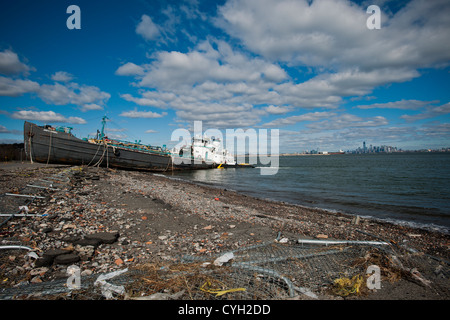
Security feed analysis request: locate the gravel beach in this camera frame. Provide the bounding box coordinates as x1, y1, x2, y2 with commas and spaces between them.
0, 162, 449, 300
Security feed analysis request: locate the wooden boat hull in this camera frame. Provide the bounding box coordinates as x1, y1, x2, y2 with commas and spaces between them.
23, 121, 213, 171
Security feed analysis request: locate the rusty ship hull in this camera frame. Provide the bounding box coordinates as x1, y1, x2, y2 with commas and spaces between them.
23, 121, 213, 171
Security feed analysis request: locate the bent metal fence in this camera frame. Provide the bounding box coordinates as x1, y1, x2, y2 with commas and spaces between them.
1, 237, 448, 300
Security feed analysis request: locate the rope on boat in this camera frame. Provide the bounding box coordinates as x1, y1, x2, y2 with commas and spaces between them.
27, 125, 33, 164
163, 155, 173, 172
46, 132, 52, 165
92, 141, 107, 168
87, 142, 103, 167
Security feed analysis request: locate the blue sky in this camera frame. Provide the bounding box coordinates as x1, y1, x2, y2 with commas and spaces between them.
1, 0, 449, 153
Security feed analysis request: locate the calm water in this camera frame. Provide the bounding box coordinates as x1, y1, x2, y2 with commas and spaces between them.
164, 153, 450, 233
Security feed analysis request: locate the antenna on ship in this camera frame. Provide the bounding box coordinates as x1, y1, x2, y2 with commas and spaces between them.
100, 115, 109, 140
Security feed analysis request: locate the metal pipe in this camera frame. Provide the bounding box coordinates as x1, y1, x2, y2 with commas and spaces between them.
0, 214, 40, 217
5, 193, 45, 199
297, 239, 389, 246
26, 184, 60, 190
0, 245, 33, 251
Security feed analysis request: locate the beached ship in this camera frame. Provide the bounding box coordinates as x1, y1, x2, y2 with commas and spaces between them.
172, 134, 235, 167
23, 118, 214, 171
171, 135, 254, 168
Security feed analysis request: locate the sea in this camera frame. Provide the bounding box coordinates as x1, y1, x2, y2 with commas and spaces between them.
164, 153, 450, 234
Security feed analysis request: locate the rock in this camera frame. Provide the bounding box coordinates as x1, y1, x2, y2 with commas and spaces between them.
85, 231, 119, 244
43, 249, 73, 259
74, 238, 102, 247
30, 267, 49, 276
75, 244, 95, 260
62, 223, 77, 230
30, 276, 42, 284
62, 235, 81, 243
54, 253, 80, 265
35, 256, 54, 267
81, 269, 93, 276
407, 233, 422, 238
42, 227, 53, 233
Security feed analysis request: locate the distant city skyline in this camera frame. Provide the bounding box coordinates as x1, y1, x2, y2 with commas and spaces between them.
0, 0, 449, 154
293, 140, 450, 155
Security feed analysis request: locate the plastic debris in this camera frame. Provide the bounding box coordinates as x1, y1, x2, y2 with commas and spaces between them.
332, 275, 364, 296
94, 268, 128, 299
19, 206, 29, 213
128, 290, 185, 300
213, 252, 234, 266
199, 279, 246, 297
293, 286, 318, 299
26, 251, 39, 260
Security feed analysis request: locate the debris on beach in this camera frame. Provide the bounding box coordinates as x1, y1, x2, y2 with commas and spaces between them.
0, 164, 449, 300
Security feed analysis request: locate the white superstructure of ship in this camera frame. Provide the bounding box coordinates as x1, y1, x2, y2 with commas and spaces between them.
171, 135, 236, 167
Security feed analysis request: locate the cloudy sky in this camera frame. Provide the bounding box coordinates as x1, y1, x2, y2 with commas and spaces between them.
1, 0, 449, 153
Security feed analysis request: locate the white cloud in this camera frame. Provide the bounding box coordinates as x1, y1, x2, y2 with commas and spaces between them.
0, 49, 32, 75
0, 124, 21, 135
38, 82, 110, 107
355, 99, 439, 110
264, 105, 292, 115
119, 109, 167, 118
117, 0, 449, 144
106, 133, 128, 140
0, 125, 11, 133
10, 110, 86, 124
136, 14, 160, 41
262, 111, 337, 128
0, 76, 39, 97
138, 39, 288, 89
419, 122, 450, 138
51, 71, 74, 82
400, 102, 450, 122
306, 114, 389, 131
217, 0, 450, 71
120, 93, 168, 108
274, 67, 420, 108
115, 62, 145, 76
119, 38, 292, 127
80, 103, 104, 112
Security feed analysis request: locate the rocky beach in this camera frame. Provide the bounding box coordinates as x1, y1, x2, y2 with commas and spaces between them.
0, 162, 449, 300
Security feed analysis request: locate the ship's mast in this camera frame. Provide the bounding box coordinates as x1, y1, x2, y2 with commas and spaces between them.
100, 115, 108, 140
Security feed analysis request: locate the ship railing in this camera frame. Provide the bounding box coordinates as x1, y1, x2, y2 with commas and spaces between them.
86, 138, 171, 155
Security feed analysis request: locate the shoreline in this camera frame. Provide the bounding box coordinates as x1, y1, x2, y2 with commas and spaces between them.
0, 162, 449, 300
158, 171, 450, 236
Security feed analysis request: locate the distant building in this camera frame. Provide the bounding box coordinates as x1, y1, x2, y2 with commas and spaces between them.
348, 141, 399, 154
